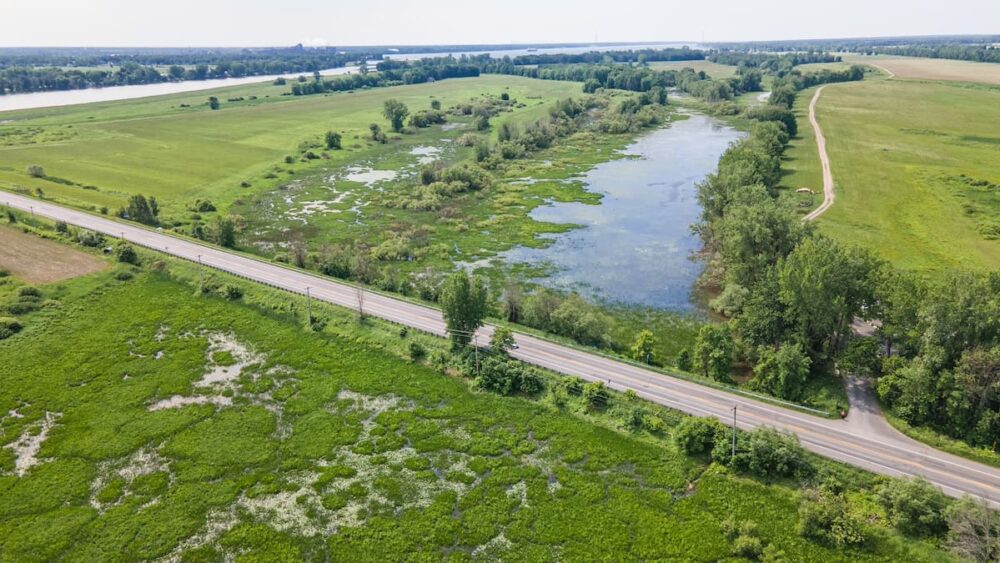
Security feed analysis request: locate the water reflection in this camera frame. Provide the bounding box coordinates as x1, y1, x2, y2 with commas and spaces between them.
502, 113, 744, 311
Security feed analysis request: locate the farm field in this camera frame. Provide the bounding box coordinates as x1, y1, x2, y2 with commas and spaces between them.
808, 78, 1000, 272
840, 54, 1000, 84
0, 225, 107, 283
0, 242, 951, 560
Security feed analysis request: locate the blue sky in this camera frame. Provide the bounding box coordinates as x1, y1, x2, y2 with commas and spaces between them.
5, 0, 999, 47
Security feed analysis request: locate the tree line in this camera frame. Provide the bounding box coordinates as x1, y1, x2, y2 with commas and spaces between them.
289, 59, 480, 96
0, 47, 376, 95
690, 93, 999, 451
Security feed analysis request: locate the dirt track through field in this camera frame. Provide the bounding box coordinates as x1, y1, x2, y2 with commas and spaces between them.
802, 86, 834, 222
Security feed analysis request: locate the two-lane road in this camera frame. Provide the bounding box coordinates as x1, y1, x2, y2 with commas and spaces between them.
4, 192, 999, 507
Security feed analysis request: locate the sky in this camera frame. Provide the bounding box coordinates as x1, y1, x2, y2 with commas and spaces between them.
3, 0, 999, 47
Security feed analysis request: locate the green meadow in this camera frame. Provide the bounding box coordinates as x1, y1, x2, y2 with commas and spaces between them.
0, 75, 580, 214
809, 79, 1000, 272
0, 234, 952, 561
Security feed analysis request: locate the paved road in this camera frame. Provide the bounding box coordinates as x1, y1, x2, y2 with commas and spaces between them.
4, 192, 999, 507
802, 86, 835, 222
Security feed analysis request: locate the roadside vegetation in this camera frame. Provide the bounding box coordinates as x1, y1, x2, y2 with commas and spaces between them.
0, 220, 987, 561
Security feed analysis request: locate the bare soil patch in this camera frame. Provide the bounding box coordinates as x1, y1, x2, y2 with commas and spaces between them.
0, 226, 107, 283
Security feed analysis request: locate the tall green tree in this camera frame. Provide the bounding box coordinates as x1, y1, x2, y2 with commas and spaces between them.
439, 271, 489, 348
778, 236, 882, 358
382, 99, 410, 132
751, 343, 811, 401
694, 324, 734, 382
631, 330, 657, 364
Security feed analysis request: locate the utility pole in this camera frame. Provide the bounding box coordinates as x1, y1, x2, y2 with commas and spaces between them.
731, 405, 738, 461
306, 286, 312, 325
473, 333, 481, 378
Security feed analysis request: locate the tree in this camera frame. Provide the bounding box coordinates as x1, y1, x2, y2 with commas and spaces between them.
430, 99, 441, 110
382, 99, 409, 132
369, 123, 387, 143
215, 216, 236, 248
123, 194, 158, 225
694, 324, 734, 381
751, 343, 811, 401
439, 271, 489, 349
631, 330, 656, 364
778, 236, 882, 358
325, 131, 342, 150
208, 96, 220, 110
490, 326, 516, 355
677, 348, 692, 371
876, 477, 948, 537
25, 164, 45, 178
501, 283, 523, 322
945, 496, 1000, 562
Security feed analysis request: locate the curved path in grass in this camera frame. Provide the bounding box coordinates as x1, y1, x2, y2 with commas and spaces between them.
802, 86, 835, 222
3, 191, 1000, 507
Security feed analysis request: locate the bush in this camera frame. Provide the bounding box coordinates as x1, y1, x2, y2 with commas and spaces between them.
673, 417, 723, 455
115, 270, 134, 281
732, 535, 763, 559
583, 381, 609, 409
54, 221, 69, 234
116, 243, 139, 265
0, 317, 23, 340
797, 492, 867, 546
715, 427, 813, 479
876, 478, 948, 537
18, 286, 42, 298
222, 284, 244, 301
26, 164, 45, 178
408, 341, 426, 361
325, 131, 342, 150
676, 348, 692, 371
0, 268, 9, 278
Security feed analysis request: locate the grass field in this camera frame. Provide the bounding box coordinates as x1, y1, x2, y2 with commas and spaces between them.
648, 60, 739, 79
0, 75, 581, 215
808, 78, 1000, 272
0, 234, 951, 560
0, 225, 107, 283
778, 85, 825, 212
841, 54, 1000, 84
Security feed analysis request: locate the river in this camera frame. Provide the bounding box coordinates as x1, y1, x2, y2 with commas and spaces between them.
501, 113, 744, 311
0, 64, 373, 113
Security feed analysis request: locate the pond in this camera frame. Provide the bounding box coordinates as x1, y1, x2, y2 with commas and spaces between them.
501, 113, 744, 312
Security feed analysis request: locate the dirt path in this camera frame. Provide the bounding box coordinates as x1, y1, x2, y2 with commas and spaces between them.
802, 86, 835, 222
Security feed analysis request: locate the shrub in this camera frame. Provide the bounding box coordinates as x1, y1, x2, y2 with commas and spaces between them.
797, 492, 867, 546
222, 284, 244, 301
26, 164, 45, 178
0, 317, 22, 340
677, 348, 692, 371
715, 427, 813, 479
115, 270, 134, 281
0, 268, 9, 278
18, 286, 42, 298
325, 131, 342, 150
408, 341, 426, 361
876, 478, 948, 537
54, 221, 69, 234
116, 243, 139, 265
732, 535, 763, 559
673, 417, 723, 455
583, 381, 609, 409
